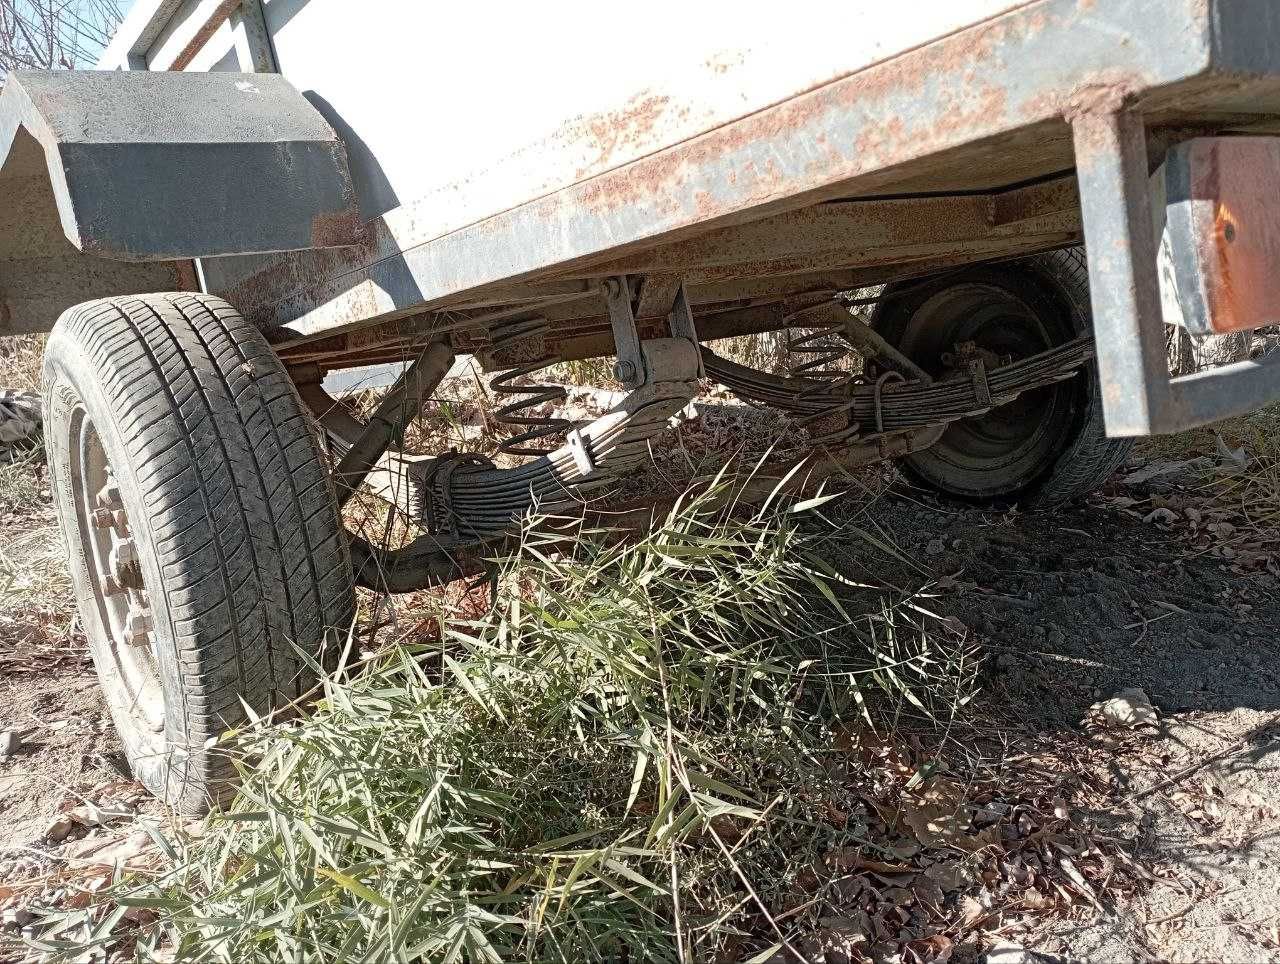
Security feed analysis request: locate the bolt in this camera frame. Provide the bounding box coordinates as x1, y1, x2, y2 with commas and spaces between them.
613, 359, 637, 383
120, 605, 153, 647
96, 481, 121, 511
109, 537, 138, 577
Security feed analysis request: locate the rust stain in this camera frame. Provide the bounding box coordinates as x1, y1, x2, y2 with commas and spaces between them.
173, 259, 200, 293
571, 91, 673, 179
1061, 76, 1140, 123
168, 0, 241, 71
560, 12, 1020, 223
228, 1, 1127, 336
311, 208, 365, 249
1189, 138, 1280, 335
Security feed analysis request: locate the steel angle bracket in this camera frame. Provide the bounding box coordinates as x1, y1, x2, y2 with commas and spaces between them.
1072, 110, 1280, 436
604, 275, 705, 389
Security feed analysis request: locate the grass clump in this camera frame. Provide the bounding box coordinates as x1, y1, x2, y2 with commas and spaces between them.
39, 480, 974, 962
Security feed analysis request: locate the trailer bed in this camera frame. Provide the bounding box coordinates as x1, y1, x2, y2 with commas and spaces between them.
91, 0, 1280, 344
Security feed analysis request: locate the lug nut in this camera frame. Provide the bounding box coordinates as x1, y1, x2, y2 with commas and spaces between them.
120, 605, 153, 647
91, 508, 114, 529
109, 537, 138, 578
96, 481, 121, 511
107, 537, 145, 591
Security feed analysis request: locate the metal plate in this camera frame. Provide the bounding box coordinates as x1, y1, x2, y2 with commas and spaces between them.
1162, 137, 1280, 336
0, 69, 360, 261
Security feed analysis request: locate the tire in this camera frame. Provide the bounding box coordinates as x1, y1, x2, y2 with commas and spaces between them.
869, 248, 1132, 508
43, 294, 355, 813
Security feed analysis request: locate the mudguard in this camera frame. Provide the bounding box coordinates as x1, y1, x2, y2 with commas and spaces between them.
0, 69, 359, 333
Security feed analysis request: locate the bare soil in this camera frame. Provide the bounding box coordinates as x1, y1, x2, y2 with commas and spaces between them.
828, 456, 1280, 962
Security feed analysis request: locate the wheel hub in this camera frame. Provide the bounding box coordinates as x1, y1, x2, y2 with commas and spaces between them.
75, 419, 163, 733
862, 279, 1081, 500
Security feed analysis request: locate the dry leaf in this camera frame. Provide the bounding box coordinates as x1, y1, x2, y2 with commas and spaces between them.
1058, 856, 1101, 908
958, 894, 984, 927
924, 860, 971, 893
905, 934, 953, 964
902, 780, 999, 853
826, 848, 915, 876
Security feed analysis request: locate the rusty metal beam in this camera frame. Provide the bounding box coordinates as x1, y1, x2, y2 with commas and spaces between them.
570, 178, 1080, 280
218, 0, 1236, 337
150, 0, 241, 71
633, 273, 684, 320
246, 175, 1079, 343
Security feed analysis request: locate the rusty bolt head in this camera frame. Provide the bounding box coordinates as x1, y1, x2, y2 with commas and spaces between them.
120, 606, 153, 647
110, 537, 138, 578
96, 482, 121, 511
613, 360, 637, 383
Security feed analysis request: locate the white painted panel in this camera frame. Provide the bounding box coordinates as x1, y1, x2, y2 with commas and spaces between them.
261, 0, 1027, 221
201, 0, 1028, 302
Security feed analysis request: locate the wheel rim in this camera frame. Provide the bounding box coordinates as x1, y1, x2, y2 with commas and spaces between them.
896, 282, 1075, 497
70, 407, 165, 734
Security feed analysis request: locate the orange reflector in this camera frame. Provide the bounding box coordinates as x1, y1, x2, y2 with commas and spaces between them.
1164, 138, 1280, 335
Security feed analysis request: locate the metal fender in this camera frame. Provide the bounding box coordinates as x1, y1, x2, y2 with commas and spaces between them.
0, 69, 360, 333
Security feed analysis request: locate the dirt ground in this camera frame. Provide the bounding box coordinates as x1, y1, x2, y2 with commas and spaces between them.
1, 399, 1279, 961
848, 477, 1280, 963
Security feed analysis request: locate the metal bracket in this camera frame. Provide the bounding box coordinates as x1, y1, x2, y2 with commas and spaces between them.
603, 276, 647, 388
565, 428, 597, 476
667, 282, 704, 379
872, 371, 905, 434
839, 305, 931, 383
333, 341, 455, 509
1072, 110, 1280, 435
968, 358, 991, 408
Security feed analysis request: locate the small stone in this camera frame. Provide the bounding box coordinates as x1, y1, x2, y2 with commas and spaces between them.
984, 940, 1075, 964
45, 817, 74, 843
1094, 687, 1158, 728
926, 538, 946, 555
0, 731, 18, 758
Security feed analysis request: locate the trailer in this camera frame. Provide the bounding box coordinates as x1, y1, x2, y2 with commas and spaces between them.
3, 0, 1280, 810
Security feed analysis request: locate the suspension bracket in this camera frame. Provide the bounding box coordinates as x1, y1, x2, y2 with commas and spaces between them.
603, 276, 648, 388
